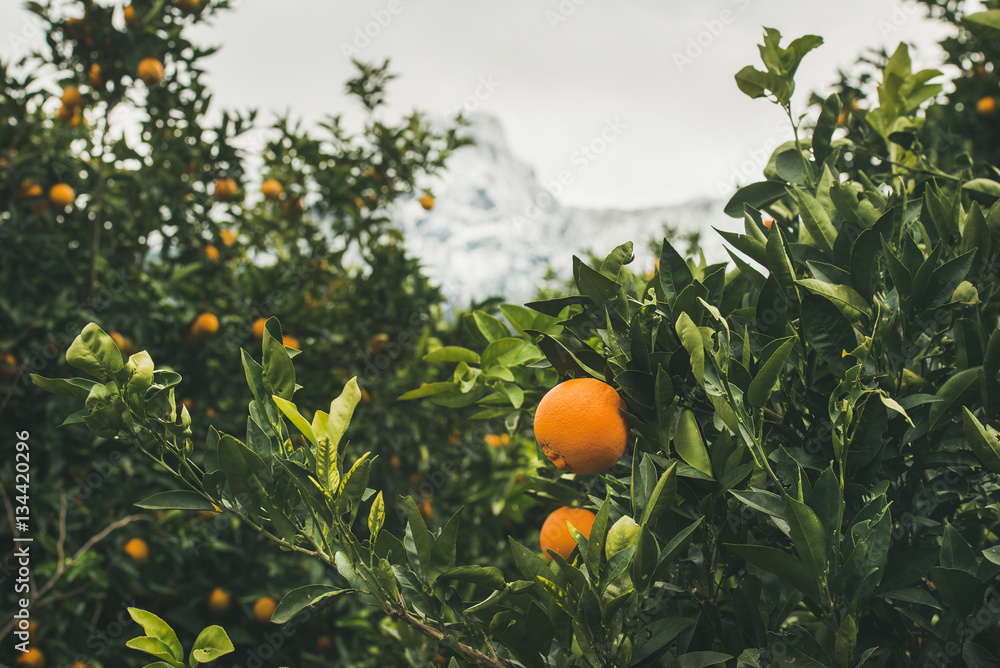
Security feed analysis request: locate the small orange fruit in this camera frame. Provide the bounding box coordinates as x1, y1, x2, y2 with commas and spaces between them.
56, 104, 75, 123
369, 332, 389, 355
123, 537, 149, 564
977, 96, 999, 118
539, 506, 595, 562
260, 179, 283, 201
213, 177, 237, 201
18, 181, 43, 199
418, 193, 435, 210
203, 245, 220, 263
123, 5, 137, 25
109, 331, 137, 355
15, 647, 45, 668
88, 63, 103, 87
448, 429, 461, 446
137, 58, 165, 86
389, 455, 402, 468
420, 497, 434, 521
220, 229, 237, 246
2, 354, 21, 378
189, 312, 219, 340
485, 434, 511, 448
762, 216, 773, 230
533, 378, 629, 475
207, 586, 231, 613
72, 662, 86, 668
251, 317, 267, 341
205, 407, 216, 419
315, 635, 332, 652
283, 197, 302, 214
175, 0, 199, 12
360, 387, 374, 404
61, 86, 83, 108
252, 596, 278, 623
49, 184, 75, 208
282, 335, 300, 350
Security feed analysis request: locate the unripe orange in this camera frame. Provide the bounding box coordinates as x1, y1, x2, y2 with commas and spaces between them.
252, 596, 277, 623
207, 586, 231, 613
539, 506, 595, 562
137, 58, 165, 86
123, 537, 149, 564
533, 378, 629, 475
418, 193, 435, 210
49, 183, 76, 208
213, 177, 237, 201
261, 179, 283, 201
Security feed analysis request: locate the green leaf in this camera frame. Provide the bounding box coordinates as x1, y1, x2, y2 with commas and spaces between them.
424, 346, 481, 364
261, 318, 295, 401
403, 496, 434, 576
784, 496, 828, 577
327, 378, 361, 449
674, 409, 712, 476
929, 567, 985, 617
190, 626, 234, 666
368, 491, 385, 541
813, 93, 841, 165
126, 637, 182, 668
800, 293, 856, 368
659, 238, 693, 305
472, 311, 511, 342
429, 507, 464, 585
30, 375, 96, 400
271, 585, 353, 624
964, 408, 1000, 474
929, 368, 980, 432
436, 565, 506, 590
67, 323, 126, 381
642, 461, 678, 527
135, 491, 216, 512
795, 190, 837, 256
397, 381, 455, 401
271, 397, 317, 447
670, 651, 734, 668
724, 181, 788, 218
796, 279, 871, 322
128, 608, 183, 663
748, 336, 795, 409
509, 536, 549, 582
726, 544, 821, 601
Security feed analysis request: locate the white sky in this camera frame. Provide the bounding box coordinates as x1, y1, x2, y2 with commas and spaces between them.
1, 0, 957, 208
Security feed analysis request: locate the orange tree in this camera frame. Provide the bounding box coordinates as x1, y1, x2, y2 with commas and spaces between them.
0, 0, 511, 665
35, 23, 1000, 667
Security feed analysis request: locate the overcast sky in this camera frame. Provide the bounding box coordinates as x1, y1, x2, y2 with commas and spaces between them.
2, 0, 960, 208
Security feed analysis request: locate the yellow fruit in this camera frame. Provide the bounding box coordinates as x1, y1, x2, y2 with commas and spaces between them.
484, 434, 511, 448
213, 177, 237, 201
123, 537, 149, 564
978, 96, 999, 118
418, 193, 435, 210
260, 179, 283, 201
369, 332, 389, 355
15, 647, 45, 668
204, 245, 220, 263
282, 335, 300, 350
252, 317, 267, 341
207, 586, 231, 613
49, 183, 75, 208
220, 229, 237, 246
189, 312, 219, 340
533, 378, 628, 475
137, 58, 165, 86
539, 506, 595, 562
252, 596, 277, 623
175, 0, 199, 12
123, 5, 137, 26
88, 63, 103, 87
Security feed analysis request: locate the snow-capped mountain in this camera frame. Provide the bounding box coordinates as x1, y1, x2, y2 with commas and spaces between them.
391, 114, 738, 308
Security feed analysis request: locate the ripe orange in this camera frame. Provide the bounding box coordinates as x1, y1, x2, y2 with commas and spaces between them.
213, 177, 237, 201
369, 332, 389, 355
15, 647, 45, 668
419, 497, 434, 521
284, 197, 302, 214
123, 5, 137, 25
448, 428, 461, 445
977, 96, 999, 118
282, 335, 300, 350
251, 317, 267, 341
123, 537, 149, 564
207, 586, 231, 613
109, 331, 137, 356
72, 662, 86, 668
203, 245, 220, 263
61, 86, 83, 108
260, 179, 283, 201
190, 312, 219, 340
49, 184, 75, 208
539, 506, 595, 562
418, 193, 435, 210
88, 63, 103, 87
390, 455, 402, 468
533, 378, 629, 475
175, 0, 199, 12
360, 387, 374, 404
485, 434, 511, 448
56, 103, 75, 123
137, 58, 165, 86
252, 596, 277, 623
220, 229, 237, 246
18, 181, 42, 199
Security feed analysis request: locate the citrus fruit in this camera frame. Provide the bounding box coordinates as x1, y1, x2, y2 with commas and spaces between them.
418, 193, 435, 210
260, 178, 283, 201
390, 455, 402, 468
109, 331, 137, 355
123, 537, 149, 564
977, 96, 999, 118
484, 434, 511, 448
252, 317, 267, 341
420, 497, 434, 521
61, 86, 82, 108
282, 335, 300, 350
539, 506, 595, 562
533, 378, 629, 475
252, 596, 277, 623
189, 312, 219, 340
15, 647, 45, 667
220, 229, 237, 246
213, 177, 237, 201
203, 245, 219, 262
137, 58, 164, 86
18, 181, 42, 199
49, 184, 75, 208
369, 332, 389, 355
175, 0, 199, 12
88, 63, 103, 87
123, 5, 137, 25
315, 635, 332, 652
207, 586, 231, 613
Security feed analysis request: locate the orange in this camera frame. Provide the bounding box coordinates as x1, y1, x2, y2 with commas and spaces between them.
369, 332, 389, 355
282, 335, 300, 350
360, 387, 374, 404
15, 647, 45, 668
61, 86, 83, 108
448, 428, 461, 446
190, 312, 219, 340
390, 455, 402, 468
49, 184, 75, 208
533, 378, 629, 475
420, 497, 434, 521
485, 434, 511, 448
109, 331, 137, 355
418, 193, 435, 211
220, 229, 237, 246
977, 96, 999, 118
56, 104, 75, 123
205, 407, 216, 419
762, 216, 773, 230
283, 197, 302, 214
539, 506, 595, 562
18, 181, 43, 199
251, 317, 267, 341
175, 0, 199, 12
123, 537, 149, 564
137, 58, 165, 86
260, 178, 283, 201
315, 635, 332, 652
207, 586, 231, 613
123, 5, 137, 26
72, 662, 86, 668
88, 63, 103, 87
203, 245, 220, 262
179, 397, 194, 414
26, 622, 38, 639
252, 596, 277, 623
837, 111, 847, 126
213, 177, 237, 201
